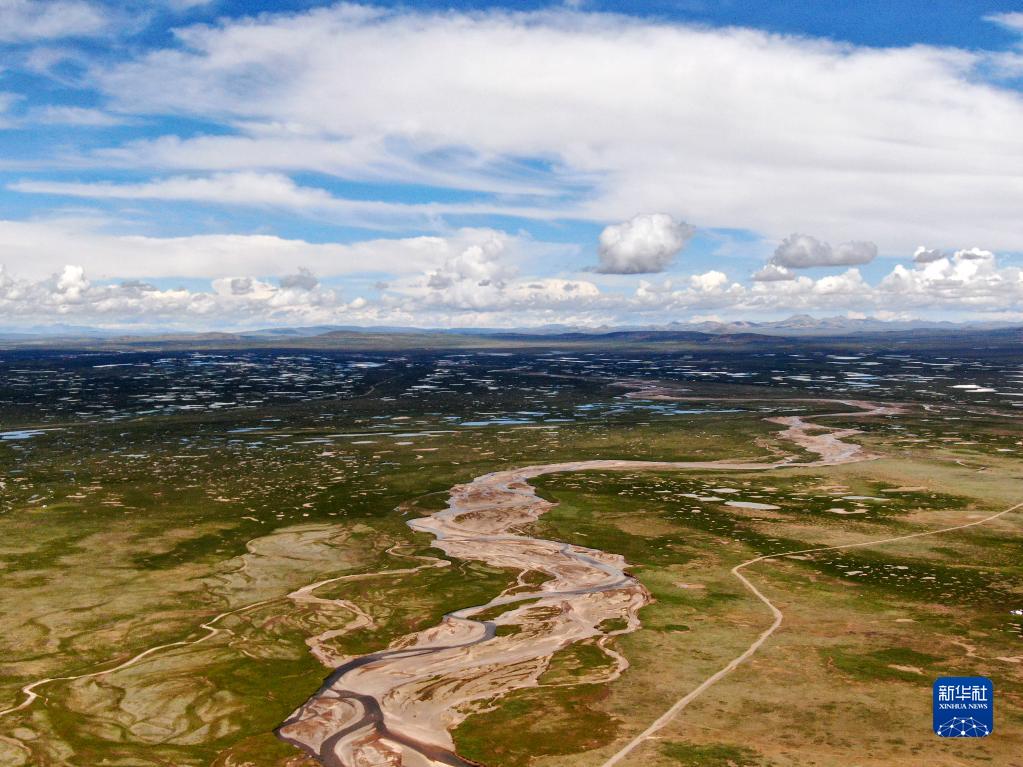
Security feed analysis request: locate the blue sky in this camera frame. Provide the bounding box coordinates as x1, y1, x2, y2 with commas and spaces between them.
1, 0, 1022, 329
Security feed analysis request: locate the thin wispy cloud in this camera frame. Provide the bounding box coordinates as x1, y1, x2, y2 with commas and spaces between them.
0, 0, 111, 43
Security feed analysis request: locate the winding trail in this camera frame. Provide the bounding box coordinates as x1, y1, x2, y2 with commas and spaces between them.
0, 548, 449, 720
598, 499, 1023, 767
0, 598, 276, 718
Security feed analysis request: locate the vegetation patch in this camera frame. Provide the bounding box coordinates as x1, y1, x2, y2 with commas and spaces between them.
821, 646, 940, 682
453, 684, 618, 767
661, 740, 765, 766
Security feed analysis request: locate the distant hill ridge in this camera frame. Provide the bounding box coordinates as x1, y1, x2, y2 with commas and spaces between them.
2, 315, 1019, 342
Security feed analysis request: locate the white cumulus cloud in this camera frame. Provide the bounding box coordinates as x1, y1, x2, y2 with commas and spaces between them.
751, 263, 796, 282
278, 267, 318, 291
879, 248, 1021, 308
913, 246, 946, 264
769, 234, 878, 269
595, 213, 693, 274
1, 242, 1021, 329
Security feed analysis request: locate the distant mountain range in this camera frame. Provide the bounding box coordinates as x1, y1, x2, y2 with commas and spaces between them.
0, 316, 1019, 350
198, 315, 1023, 339
651, 315, 1019, 337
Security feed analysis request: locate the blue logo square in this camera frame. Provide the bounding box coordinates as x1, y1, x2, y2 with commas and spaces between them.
933, 677, 993, 737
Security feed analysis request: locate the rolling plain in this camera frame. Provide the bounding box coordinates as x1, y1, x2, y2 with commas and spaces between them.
0, 333, 1021, 767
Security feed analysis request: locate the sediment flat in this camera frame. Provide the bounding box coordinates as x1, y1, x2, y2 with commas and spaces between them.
278, 403, 886, 766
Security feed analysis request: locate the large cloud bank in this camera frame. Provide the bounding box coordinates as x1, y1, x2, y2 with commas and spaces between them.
1, 239, 1019, 329
3, 4, 1023, 328
15, 3, 1015, 251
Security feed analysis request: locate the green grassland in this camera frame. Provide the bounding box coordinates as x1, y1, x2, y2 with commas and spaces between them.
0, 351, 1020, 767
452, 420, 1023, 767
